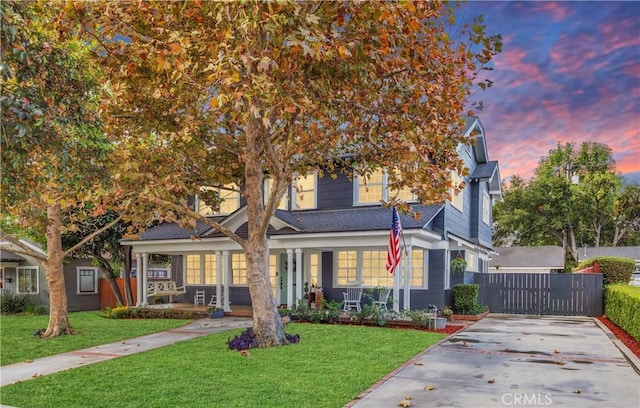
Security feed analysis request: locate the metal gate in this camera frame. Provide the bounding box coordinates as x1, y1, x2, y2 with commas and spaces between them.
474, 273, 603, 316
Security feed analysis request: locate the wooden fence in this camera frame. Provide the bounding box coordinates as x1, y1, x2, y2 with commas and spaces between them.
99, 278, 137, 309
475, 273, 603, 317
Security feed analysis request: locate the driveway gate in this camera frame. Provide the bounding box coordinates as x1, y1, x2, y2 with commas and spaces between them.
474, 273, 603, 316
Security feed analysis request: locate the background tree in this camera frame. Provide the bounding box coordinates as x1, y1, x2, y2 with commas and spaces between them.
493, 141, 637, 270
68, 1, 501, 347
62, 210, 131, 306
1, 0, 119, 336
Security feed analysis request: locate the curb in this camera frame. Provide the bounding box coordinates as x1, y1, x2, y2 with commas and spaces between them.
593, 317, 640, 375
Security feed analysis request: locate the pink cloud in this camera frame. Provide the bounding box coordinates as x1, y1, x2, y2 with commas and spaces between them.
530, 2, 574, 21
494, 47, 553, 89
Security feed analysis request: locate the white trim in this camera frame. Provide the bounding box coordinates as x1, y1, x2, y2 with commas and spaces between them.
76, 266, 99, 294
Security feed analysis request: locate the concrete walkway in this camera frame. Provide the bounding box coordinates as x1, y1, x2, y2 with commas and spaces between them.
0, 317, 252, 387
348, 314, 640, 408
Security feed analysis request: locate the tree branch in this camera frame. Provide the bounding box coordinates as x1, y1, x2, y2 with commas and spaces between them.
0, 234, 48, 262
63, 213, 125, 257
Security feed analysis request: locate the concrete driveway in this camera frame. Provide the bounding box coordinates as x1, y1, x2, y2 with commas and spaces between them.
349, 314, 640, 408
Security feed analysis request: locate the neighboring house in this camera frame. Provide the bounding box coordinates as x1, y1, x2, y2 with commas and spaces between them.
488, 246, 565, 274
0, 239, 104, 311
578, 246, 640, 272
123, 117, 503, 311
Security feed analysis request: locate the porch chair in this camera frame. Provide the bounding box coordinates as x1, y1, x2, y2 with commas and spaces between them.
342, 283, 363, 312
372, 288, 391, 311
194, 290, 206, 306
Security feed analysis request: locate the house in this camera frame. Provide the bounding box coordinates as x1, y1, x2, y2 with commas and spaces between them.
123, 117, 502, 311
488, 246, 565, 274
0, 239, 105, 311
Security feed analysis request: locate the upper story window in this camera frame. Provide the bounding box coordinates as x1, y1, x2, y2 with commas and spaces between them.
450, 171, 464, 212
197, 184, 240, 216
264, 178, 289, 210
482, 191, 490, 225
354, 168, 414, 205
292, 173, 317, 210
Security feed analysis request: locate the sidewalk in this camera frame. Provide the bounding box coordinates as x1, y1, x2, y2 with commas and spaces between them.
0, 317, 252, 387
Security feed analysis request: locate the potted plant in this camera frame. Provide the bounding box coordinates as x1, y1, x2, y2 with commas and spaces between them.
450, 254, 467, 275
207, 306, 224, 319
441, 306, 453, 319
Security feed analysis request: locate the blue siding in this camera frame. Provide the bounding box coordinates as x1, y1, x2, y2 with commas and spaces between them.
317, 172, 353, 210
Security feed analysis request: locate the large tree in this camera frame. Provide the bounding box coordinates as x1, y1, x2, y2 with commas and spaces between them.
68, 1, 501, 346
494, 141, 638, 269
1, 0, 120, 336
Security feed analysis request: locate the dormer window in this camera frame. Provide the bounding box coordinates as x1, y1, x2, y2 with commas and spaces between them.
292, 172, 317, 210
354, 168, 414, 206
197, 184, 240, 216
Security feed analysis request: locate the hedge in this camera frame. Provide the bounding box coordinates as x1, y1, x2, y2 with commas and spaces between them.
575, 256, 635, 284
604, 284, 640, 342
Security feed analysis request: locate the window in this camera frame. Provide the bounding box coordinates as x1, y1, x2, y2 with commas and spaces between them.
410, 250, 425, 288
292, 173, 316, 210
186, 254, 217, 285
231, 253, 247, 285
482, 191, 490, 225
77, 267, 99, 294
264, 178, 289, 210
17, 267, 38, 294
450, 171, 464, 211
269, 254, 278, 297
354, 168, 414, 205
361, 251, 394, 287
467, 252, 477, 272
307, 253, 321, 287
147, 267, 170, 279
336, 251, 357, 285
197, 184, 240, 216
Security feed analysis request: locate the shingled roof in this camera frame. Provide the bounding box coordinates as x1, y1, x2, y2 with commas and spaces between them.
129, 204, 443, 241
0, 250, 26, 262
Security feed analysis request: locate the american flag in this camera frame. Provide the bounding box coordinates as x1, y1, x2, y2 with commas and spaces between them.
386, 206, 402, 275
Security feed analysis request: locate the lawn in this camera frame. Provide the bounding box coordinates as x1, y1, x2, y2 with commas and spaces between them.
0, 323, 446, 407
0, 311, 192, 366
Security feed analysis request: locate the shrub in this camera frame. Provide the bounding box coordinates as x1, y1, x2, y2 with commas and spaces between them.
453, 284, 481, 314
604, 285, 640, 342
575, 256, 634, 284
1, 293, 29, 314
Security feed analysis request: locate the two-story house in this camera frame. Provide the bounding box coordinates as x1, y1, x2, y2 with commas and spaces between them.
124, 116, 502, 312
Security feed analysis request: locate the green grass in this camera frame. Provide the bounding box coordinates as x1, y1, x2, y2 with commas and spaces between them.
0, 311, 192, 366
0, 323, 446, 407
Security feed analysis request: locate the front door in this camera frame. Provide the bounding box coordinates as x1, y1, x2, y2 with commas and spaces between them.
279, 254, 302, 306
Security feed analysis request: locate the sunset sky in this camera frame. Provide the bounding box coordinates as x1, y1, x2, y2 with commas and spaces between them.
461, 1, 640, 184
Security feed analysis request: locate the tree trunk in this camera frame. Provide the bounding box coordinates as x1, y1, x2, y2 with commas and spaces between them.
244, 114, 287, 347
123, 245, 134, 305
612, 226, 625, 247
94, 255, 125, 306
42, 204, 75, 337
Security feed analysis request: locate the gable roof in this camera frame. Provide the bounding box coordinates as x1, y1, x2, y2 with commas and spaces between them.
489, 246, 565, 268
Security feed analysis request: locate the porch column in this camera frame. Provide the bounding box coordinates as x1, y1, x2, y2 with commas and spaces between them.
141, 253, 149, 306
403, 246, 412, 311
223, 251, 231, 311
215, 251, 222, 308
295, 248, 303, 304
135, 254, 143, 306
287, 249, 294, 308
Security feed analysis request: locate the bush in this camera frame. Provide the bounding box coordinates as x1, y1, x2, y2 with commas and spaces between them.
604, 285, 640, 342
453, 284, 481, 314
576, 256, 635, 284
1, 293, 29, 314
